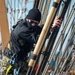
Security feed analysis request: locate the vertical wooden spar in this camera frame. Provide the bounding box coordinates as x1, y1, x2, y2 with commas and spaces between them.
28, 0, 60, 69
0, 0, 10, 52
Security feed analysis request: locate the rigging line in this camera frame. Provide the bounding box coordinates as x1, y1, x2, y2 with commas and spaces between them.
50, 4, 75, 62
60, 44, 75, 75
35, 2, 52, 75
54, 18, 75, 68
53, 20, 75, 75
31, 1, 62, 74
53, 31, 74, 75
44, 16, 74, 74
59, 23, 75, 75
52, 6, 74, 50
40, 1, 63, 74
59, 51, 75, 75
42, 11, 72, 74
48, 7, 74, 63
41, 0, 51, 24
42, 7, 74, 74
41, 0, 48, 23
26, 0, 61, 75
65, 54, 75, 75
40, 0, 48, 24
43, 25, 74, 75
50, 3, 75, 63
38, 0, 44, 11
38, 1, 62, 74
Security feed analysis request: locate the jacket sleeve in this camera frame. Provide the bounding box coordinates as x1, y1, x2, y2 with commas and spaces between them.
19, 26, 36, 44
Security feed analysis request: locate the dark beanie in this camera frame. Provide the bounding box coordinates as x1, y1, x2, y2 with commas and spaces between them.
26, 8, 41, 22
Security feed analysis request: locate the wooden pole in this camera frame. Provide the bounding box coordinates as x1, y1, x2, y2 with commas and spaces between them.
0, 0, 10, 52
28, 0, 60, 67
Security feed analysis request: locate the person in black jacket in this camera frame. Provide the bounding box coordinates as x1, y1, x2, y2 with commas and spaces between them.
2, 8, 62, 75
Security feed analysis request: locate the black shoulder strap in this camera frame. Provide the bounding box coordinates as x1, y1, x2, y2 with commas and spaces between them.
13, 19, 23, 29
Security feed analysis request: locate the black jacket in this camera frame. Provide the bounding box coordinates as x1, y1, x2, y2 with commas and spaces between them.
10, 20, 42, 55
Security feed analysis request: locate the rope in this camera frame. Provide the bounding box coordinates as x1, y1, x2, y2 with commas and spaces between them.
42, 4, 75, 75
